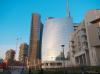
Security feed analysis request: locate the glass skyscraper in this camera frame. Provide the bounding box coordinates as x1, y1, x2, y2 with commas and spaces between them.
42, 17, 73, 62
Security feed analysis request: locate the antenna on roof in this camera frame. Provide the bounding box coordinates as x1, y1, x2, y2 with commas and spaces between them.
67, 0, 70, 17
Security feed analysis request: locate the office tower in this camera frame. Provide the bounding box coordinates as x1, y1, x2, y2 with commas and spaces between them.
42, 0, 73, 68
42, 17, 73, 61
19, 43, 28, 65
28, 13, 43, 69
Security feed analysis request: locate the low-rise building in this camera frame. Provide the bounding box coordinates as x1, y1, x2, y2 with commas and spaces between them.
68, 10, 100, 66
85, 10, 100, 66
42, 61, 63, 69
4, 49, 16, 66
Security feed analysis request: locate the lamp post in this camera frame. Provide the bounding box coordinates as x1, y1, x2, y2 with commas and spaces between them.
61, 45, 65, 74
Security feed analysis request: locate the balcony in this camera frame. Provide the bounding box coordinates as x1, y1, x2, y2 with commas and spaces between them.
83, 46, 88, 51
80, 29, 86, 37
70, 41, 75, 48
71, 45, 75, 48
71, 49, 75, 54
81, 38, 87, 43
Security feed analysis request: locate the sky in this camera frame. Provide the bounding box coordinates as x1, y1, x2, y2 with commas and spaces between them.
0, 0, 100, 59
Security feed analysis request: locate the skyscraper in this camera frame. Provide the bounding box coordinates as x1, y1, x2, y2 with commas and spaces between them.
28, 13, 43, 69
42, 0, 74, 68
42, 17, 73, 62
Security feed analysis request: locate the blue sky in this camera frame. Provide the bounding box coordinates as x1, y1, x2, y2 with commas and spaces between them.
0, 0, 100, 59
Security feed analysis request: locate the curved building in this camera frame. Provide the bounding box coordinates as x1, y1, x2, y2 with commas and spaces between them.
42, 17, 73, 62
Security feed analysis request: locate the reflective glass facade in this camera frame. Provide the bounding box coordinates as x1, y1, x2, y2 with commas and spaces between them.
42, 17, 73, 62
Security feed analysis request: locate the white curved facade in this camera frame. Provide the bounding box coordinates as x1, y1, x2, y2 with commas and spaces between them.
42, 17, 73, 62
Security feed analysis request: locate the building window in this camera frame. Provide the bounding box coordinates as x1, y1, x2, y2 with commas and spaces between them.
99, 22, 100, 27
97, 27, 100, 33
99, 35, 100, 40
81, 28, 86, 33
79, 55, 83, 64
83, 54, 86, 64
97, 22, 100, 40
75, 57, 79, 64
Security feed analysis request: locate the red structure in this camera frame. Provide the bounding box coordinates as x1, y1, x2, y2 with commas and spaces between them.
0, 62, 7, 69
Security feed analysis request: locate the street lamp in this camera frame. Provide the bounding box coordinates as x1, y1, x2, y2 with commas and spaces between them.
61, 45, 65, 74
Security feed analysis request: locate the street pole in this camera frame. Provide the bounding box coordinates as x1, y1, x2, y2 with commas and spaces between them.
61, 45, 65, 74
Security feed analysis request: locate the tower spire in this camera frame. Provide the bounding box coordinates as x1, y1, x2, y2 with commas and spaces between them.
67, 0, 70, 17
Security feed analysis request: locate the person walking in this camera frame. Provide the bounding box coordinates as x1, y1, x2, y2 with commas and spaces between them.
20, 67, 24, 74
29, 68, 32, 74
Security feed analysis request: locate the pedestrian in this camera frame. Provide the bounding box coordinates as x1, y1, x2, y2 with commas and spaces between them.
29, 68, 32, 74
40, 68, 43, 74
20, 67, 24, 74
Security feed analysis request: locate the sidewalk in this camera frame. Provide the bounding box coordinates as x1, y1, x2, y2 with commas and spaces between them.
11, 69, 21, 74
